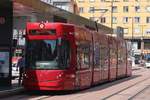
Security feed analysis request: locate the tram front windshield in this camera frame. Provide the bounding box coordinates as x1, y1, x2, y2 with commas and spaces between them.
26, 39, 70, 70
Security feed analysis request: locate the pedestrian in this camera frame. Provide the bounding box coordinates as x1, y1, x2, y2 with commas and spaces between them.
17, 55, 25, 85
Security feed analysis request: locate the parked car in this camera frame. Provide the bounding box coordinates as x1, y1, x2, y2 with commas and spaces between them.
134, 54, 140, 64
143, 54, 150, 68
145, 61, 150, 68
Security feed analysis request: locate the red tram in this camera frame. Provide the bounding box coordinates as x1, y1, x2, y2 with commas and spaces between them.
23, 22, 132, 90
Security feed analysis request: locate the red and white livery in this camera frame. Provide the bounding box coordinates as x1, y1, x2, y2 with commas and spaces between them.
23, 22, 132, 90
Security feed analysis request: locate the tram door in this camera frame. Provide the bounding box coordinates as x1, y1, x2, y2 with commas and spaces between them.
93, 41, 101, 84
0, 0, 12, 86
77, 42, 92, 88
117, 41, 127, 78
100, 44, 109, 81
109, 39, 117, 80
99, 35, 109, 82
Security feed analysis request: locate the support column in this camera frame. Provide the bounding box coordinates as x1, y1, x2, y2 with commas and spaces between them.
141, 40, 144, 58
0, 0, 12, 86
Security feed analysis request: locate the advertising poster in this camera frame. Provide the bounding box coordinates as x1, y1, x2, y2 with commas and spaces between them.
0, 52, 9, 78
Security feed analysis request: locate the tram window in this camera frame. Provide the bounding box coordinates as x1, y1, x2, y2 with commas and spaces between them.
118, 48, 124, 66
77, 43, 90, 69
58, 39, 70, 68
100, 46, 108, 68
77, 48, 82, 70
94, 43, 100, 67
118, 49, 121, 65
110, 48, 117, 67
83, 47, 90, 65
29, 29, 56, 35
26, 39, 70, 70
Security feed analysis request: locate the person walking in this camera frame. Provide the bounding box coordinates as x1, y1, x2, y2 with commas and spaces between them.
17, 55, 25, 85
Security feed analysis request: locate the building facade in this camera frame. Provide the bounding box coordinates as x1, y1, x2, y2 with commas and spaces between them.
75, 0, 150, 55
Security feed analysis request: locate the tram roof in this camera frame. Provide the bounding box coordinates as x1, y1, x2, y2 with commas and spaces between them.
13, 0, 112, 34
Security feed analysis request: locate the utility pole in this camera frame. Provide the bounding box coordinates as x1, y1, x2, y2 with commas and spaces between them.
110, 0, 113, 35
106, 0, 119, 36
139, 25, 146, 58
131, 17, 134, 66
131, 17, 134, 43
130, 17, 135, 67
129, 17, 134, 57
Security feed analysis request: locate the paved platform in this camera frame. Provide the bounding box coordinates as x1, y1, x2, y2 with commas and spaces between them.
1, 65, 150, 100
0, 79, 24, 98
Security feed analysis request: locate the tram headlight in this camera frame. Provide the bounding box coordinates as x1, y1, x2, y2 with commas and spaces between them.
56, 73, 64, 79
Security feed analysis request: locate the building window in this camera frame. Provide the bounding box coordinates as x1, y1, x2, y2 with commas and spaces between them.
147, 17, 150, 23
100, 0, 105, 2
123, 17, 129, 23
135, 6, 140, 12
145, 29, 150, 34
124, 28, 128, 34
123, 6, 129, 12
112, 17, 117, 24
123, 0, 129, 2
100, 17, 106, 23
144, 42, 150, 50
146, 6, 150, 12
79, 7, 84, 13
89, 7, 95, 13
135, 0, 140, 2
112, 6, 117, 13
134, 28, 140, 34
134, 17, 140, 23
89, 0, 95, 2
78, 0, 84, 2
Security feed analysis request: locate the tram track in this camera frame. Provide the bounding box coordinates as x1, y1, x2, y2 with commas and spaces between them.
132, 68, 146, 74
101, 76, 150, 100
35, 68, 149, 100
128, 85, 150, 100
2, 67, 148, 100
